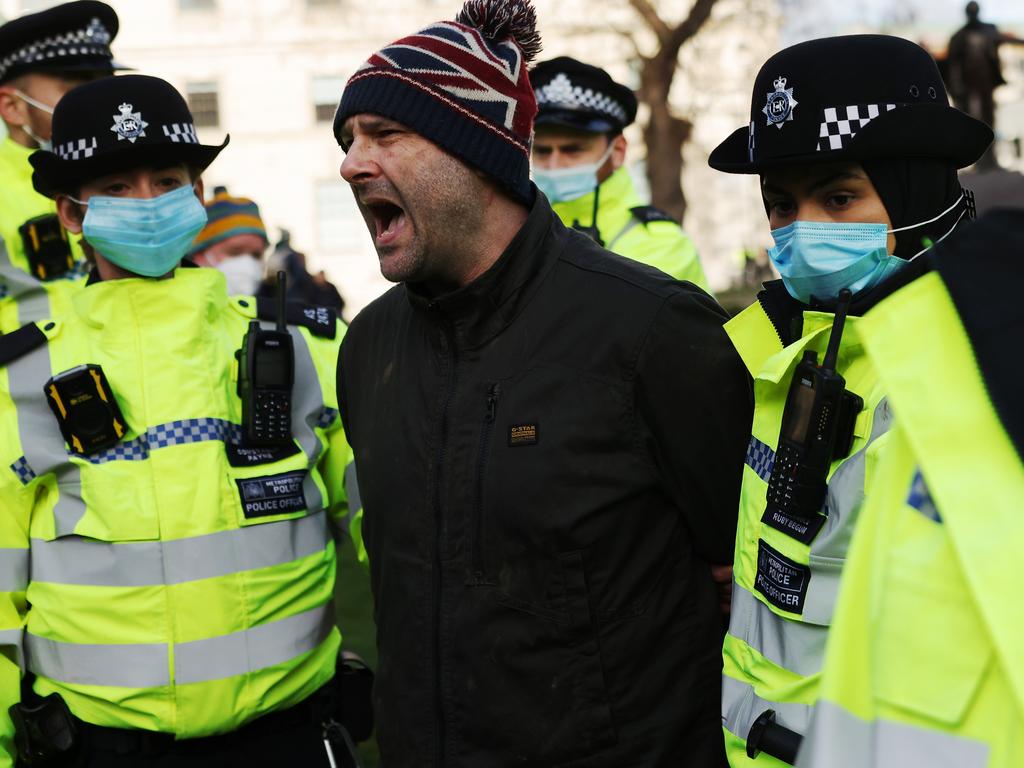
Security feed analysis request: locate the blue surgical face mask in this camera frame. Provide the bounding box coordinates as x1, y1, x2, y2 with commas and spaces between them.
767, 195, 965, 304
533, 142, 615, 204
72, 185, 208, 278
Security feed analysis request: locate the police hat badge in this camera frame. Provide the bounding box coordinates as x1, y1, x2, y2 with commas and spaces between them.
763, 76, 797, 129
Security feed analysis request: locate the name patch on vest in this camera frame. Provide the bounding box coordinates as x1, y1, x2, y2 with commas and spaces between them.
761, 506, 826, 545
226, 441, 300, 468
236, 470, 307, 518
508, 423, 538, 447
754, 539, 810, 614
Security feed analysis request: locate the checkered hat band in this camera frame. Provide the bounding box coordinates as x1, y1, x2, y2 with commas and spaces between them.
744, 435, 776, 483
162, 123, 198, 144
0, 17, 113, 81
56, 137, 98, 160
816, 103, 899, 152
535, 74, 628, 124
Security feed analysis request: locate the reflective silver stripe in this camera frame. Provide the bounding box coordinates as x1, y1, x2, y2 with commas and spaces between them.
25, 603, 334, 688
7, 333, 87, 536
803, 397, 893, 625
722, 673, 810, 744
0, 237, 52, 325
26, 633, 170, 688
174, 602, 334, 685
286, 324, 327, 514
341, 460, 361, 536
797, 700, 989, 768
0, 548, 29, 592
0, 627, 25, 670
607, 216, 640, 251
30, 511, 330, 587
729, 583, 826, 679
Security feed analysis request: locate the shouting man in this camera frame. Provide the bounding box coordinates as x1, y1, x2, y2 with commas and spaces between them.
334, 1, 752, 765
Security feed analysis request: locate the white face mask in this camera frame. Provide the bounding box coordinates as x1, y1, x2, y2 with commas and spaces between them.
14, 89, 55, 151
215, 255, 264, 296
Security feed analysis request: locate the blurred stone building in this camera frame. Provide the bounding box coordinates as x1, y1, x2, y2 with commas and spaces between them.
0, 0, 780, 313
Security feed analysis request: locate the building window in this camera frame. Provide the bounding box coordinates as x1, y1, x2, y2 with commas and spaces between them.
315, 180, 357, 252
186, 82, 220, 128
179, 0, 216, 9
312, 76, 345, 123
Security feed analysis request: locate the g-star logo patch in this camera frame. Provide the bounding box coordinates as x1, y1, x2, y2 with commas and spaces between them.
754, 540, 810, 614
111, 102, 148, 143
763, 76, 798, 130
235, 470, 307, 518
508, 423, 538, 447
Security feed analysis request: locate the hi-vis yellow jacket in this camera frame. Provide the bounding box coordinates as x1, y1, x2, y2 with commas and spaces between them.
551, 167, 710, 291
722, 284, 893, 767
799, 265, 1024, 767
0, 267, 353, 766
0, 138, 88, 334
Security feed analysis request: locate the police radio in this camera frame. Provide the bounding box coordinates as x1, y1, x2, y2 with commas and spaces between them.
763, 289, 863, 536
19, 214, 74, 280
237, 271, 293, 446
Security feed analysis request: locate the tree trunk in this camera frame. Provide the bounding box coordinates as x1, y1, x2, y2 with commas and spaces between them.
639, 52, 692, 222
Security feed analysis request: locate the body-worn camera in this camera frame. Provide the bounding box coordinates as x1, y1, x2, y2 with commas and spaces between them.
20, 215, 74, 281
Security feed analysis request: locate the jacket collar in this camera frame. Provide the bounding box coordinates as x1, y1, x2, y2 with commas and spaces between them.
74, 263, 225, 332
405, 188, 561, 349
756, 255, 933, 347
551, 166, 638, 227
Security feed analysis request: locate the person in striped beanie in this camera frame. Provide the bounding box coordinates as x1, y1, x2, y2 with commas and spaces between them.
189, 189, 268, 295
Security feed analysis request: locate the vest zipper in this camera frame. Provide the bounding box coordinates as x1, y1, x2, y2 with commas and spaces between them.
470, 383, 500, 584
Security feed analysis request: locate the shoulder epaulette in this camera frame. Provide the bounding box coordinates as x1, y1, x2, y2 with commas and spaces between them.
0, 322, 49, 367
255, 297, 337, 339
630, 205, 677, 226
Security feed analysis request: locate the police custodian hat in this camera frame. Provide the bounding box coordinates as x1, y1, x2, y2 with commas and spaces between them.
531, 56, 638, 134
30, 74, 229, 197
709, 34, 993, 173
0, 1, 126, 85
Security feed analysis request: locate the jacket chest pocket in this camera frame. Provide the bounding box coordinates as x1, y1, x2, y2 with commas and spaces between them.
465, 364, 632, 606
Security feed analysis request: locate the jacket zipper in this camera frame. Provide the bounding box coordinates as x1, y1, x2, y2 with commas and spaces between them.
431, 316, 456, 768
470, 383, 500, 584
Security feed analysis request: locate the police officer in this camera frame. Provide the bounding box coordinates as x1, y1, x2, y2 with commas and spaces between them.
798, 209, 1024, 768
707, 35, 992, 766
0, 75, 366, 767
0, 1, 125, 333
530, 56, 710, 290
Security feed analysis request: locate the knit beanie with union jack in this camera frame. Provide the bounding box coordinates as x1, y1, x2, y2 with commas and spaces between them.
333, 0, 542, 204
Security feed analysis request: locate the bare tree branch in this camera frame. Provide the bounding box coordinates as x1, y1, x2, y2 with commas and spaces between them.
628, 0, 672, 45
666, 0, 719, 57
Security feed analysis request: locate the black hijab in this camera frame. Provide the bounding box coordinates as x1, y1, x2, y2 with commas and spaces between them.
861, 158, 969, 260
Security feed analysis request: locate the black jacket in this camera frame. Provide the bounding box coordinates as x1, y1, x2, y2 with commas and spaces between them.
337, 194, 752, 767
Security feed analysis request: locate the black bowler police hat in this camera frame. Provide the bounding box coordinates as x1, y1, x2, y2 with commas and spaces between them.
0, 1, 127, 85
531, 57, 638, 134
709, 34, 992, 173
30, 75, 229, 197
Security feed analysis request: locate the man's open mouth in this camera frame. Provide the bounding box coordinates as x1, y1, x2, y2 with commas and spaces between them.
364, 199, 407, 245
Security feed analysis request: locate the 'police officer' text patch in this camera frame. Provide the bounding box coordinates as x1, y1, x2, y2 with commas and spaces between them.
236, 470, 307, 518
754, 539, 810, 614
